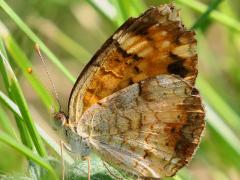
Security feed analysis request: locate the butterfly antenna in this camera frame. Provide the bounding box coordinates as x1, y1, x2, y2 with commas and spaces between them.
35, 44, 62, 112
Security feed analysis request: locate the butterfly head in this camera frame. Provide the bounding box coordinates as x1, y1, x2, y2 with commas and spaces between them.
53, 111, 91, 157
53, 111, 68, 130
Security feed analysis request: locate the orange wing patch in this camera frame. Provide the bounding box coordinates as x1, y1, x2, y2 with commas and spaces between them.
68, 4, 198, 123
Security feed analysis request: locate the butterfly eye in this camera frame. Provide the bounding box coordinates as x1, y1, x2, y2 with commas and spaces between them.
53, 112, 67, 130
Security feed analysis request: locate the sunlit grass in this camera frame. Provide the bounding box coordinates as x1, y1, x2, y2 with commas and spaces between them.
0, 42, 57, 179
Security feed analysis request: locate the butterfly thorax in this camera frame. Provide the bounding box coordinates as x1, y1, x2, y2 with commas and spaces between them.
65, 125, 91, 157
54, 112, 91, 158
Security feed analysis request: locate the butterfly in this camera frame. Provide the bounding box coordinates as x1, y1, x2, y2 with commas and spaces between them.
54, 3, 205, 179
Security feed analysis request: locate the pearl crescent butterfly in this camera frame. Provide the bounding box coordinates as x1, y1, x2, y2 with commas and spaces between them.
54, 3, 205, 179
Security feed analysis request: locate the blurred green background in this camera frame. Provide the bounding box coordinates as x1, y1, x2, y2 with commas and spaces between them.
0, 0, 240, 179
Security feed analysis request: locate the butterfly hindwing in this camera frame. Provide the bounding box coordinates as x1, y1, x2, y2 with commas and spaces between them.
77, 75, 205, 178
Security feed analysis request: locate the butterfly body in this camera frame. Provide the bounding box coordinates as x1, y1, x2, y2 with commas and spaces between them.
55, 3, 205, 179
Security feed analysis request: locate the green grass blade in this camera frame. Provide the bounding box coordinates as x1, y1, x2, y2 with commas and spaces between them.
0, 91, 21, 115
0, 36, 17, 139
0, 35, 33, 148
11, 82, 47, 156
0, 50, 47, 157
176, 0, 240, 32
0, 35, 10, 88
8, 39, 56, 110
200, 120, 240, 170
0, 42, 30, 148
191, 0, 223, 29
110, 0, 143, 24
0, 25, 57, 110
129, 0, 146, 15
0, 0, 75, 82
86, 0, 146, 28
0, 130, 58, 179
85, 0, 118, 28
114, 0, 146, 18
117, 1, 130, 20
206, 103, 240, 156
0, 105, 17, 138
110, 0, 126, 26
15, 116, 34, 149
0, 93, 31, 149
197, 76, 240, 131
30, 17, 91, 64
0, 90, 74, 165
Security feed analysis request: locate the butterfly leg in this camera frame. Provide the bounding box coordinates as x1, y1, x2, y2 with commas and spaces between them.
87, 157, 91, 180
61, 142, 91, 179
83, 156, 91, 180
102, 161, 123, 180
81, 156, 91, 180
60, 140, 65, 180
60, 141, 77, 179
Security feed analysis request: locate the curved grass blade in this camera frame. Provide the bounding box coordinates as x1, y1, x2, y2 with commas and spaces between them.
176, 0, 240, 32
0, 130, 58, 179
110, 0, 145, 25
110, 0, 127, 25
206, 103, 240, 156
29, 17, 91, 64
0, 37, 33, 148
0, 39, 17, 139
191, 0, 223, 29
198, 76, 240, 131
129, 0, 146, 15
0, 22, 57, 111
116, 1, 130, 20
0, 50, 47, 157
0, 0, 75, 82
85, 0, 118, 28
0, 90, 74, 165
0, 105, 17, 138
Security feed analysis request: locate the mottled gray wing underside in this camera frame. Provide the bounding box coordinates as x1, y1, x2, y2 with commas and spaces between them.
76, 75, 205, 178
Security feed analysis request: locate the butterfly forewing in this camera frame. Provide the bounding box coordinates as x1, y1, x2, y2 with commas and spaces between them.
68, 4, 198, 124
76, 75, 205, 178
